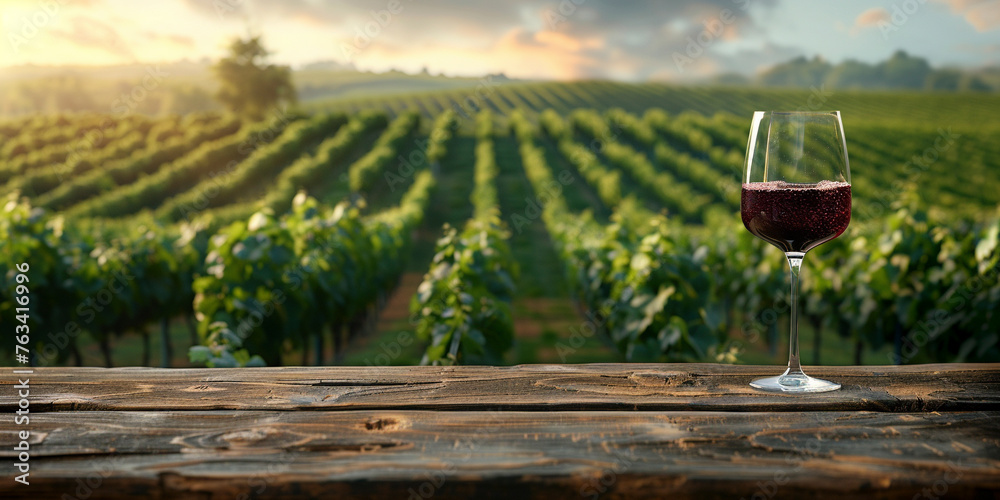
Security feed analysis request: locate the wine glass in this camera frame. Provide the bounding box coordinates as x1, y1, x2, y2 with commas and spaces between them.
741, 111, 851, 393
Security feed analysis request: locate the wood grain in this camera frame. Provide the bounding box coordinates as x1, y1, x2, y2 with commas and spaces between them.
1, 363, 998, 412
1, 410, 998, 499
1, 364, 997, 499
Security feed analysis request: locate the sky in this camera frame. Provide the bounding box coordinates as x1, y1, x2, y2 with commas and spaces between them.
1, 0, 998, 81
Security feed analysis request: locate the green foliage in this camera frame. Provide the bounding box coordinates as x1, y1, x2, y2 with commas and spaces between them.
412, 216, 517, 365
191, 166, 436, 366
188, 321, 266, 368
0, 194, 75, 361
349, 111, 421, 192
7, 124, 152, 198
199, 111, 388, 227
156, 112, 347, 221
605, 107, 656, 146
0, 193, 206, 365
570, 223, 729, 361
314, 80, 1000, 127
36, 115, 241, 211
1, 114, 110, 168
411, 110, 518, 365
511, 110, 730, 362
540, 110, 623, 209
66, 114, 296, 219
471, 111, 499, 219
425, 110, 459, 165
802, 202, 1000, 363
0, 115, 152, 188
2, 101, 999, 368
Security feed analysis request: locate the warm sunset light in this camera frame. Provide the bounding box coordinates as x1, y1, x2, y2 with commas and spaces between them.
1, 0, 997, 79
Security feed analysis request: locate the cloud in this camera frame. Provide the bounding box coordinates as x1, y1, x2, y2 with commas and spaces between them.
180, 0, 786, 81
854, 8, 890, 27
49, 16, 136, 62
935, 0, 1000, 31
850, 7, 890, 36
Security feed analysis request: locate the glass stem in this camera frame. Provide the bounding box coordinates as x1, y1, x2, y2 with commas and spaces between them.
784, 252, 806, 381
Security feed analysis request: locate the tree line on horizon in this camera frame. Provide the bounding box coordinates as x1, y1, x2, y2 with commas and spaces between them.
0, 42, 996, 117
717, 50, 996, 92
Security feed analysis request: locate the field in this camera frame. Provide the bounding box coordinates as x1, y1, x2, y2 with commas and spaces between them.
2, 83, 999, 368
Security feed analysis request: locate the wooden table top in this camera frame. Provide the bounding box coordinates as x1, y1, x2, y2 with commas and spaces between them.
2, 363, 998, 499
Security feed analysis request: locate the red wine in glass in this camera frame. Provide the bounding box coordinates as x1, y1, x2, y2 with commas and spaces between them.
741, 111, 851, 393
741, 181, 852, 253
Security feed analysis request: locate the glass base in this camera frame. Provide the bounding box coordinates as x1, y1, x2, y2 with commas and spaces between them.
750, 369, 841, 393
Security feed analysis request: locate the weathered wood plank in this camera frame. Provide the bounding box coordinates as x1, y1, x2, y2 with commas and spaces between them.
2, 364, 997, 412
1, 410, 997, 499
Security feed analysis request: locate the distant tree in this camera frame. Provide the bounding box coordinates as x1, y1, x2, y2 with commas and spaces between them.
825, 60, 881, 89
925, 69, 961, 91
879, 50, 931, 89
754, 51, 993, 93
213, 36, 296, 119
712, 72, 750, 86
759, 56, 831, 87
959, 75, 993, 92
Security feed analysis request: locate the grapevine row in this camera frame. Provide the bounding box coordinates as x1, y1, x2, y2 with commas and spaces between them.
155, 112, 347, 221
66, 115, 297, 219
411, 110, 518, 364
538, 109, 623, 209
570, 109, 715, 220
191, 170, 437, 366
511, 110, 732, 361
201, 111, 388, 227
37, 116, 243, 211
348, 111, 421, 192
4, 122, 154, 198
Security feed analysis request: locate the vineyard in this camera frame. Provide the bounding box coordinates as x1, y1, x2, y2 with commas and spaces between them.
2, 83, 999, 368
